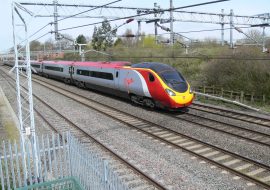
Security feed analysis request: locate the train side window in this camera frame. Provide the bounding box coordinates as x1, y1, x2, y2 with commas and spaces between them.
149, 73, 155, 82
116, 71, 119, 78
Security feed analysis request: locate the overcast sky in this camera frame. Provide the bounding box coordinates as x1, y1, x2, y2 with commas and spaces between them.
0, 0, 269, 52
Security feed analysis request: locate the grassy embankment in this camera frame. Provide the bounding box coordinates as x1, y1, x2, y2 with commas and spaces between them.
0, 88, 19, 141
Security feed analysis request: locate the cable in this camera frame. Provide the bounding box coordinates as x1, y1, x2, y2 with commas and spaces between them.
17, 32, 51, 52
113, 25, 254, 38
58, 0, 229, 32
15, 0, 121, 47
32, 32, 51, 42
57, 0, 122, 22
94, 55, 270, 61
17, 24, 51, 48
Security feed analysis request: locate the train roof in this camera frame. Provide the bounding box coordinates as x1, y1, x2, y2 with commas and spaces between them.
42, 60, 74, 65
73, 61, 131, 67
131, 62, 175, 73
40, 60, 131, 68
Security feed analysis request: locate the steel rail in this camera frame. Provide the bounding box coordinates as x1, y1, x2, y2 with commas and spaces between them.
2, 65, 270, 189
0, 67, 167, 190
191, 103, 270, 128
166, 110, 270, 147
26, 73, 270, 189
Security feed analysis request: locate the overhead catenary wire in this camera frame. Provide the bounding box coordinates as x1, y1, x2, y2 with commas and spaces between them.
115, 25, 257, 39
15, 0, 122, 48
56, 0, 122, 22
17, 24, 51, 47
57, 0, 230, 32
17, 32, 51, 52
85, 55, 270, 61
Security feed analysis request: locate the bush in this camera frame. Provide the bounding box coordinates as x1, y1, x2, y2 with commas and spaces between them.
202, 48, 270, 96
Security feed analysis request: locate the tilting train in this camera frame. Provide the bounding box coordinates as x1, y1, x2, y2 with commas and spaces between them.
4, 60, 194, 110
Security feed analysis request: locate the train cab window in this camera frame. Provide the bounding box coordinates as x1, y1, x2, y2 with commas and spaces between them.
116, 71, 119, 78
149, 73, 155, 82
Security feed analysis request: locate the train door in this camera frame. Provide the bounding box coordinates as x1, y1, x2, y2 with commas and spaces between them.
68, 65, 74, 83
114, 68, 120, 90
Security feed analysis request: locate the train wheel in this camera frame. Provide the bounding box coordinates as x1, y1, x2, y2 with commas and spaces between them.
143, 98, 155, 108
78, 81, 85, 88
64, 78, 71, 84
130, 94, 144, 105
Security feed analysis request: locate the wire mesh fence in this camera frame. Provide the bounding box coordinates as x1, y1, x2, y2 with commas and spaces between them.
0, 132, 129, 190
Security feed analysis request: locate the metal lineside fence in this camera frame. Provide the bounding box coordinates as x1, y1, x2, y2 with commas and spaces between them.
0, 132, 129, 190
194, 85, 268, 104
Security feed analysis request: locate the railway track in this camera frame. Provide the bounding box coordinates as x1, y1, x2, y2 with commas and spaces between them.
168, 110, 270, 148
2, 67, 270, 189
0, 68, 165, 190
14, 72, 270, 189
191, 103, 270, 128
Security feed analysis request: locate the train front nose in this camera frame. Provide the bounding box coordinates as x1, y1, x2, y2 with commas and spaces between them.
169, 91, 194, 108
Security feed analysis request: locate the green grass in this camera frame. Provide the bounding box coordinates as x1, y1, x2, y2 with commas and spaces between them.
0, 97, 19, 141
196, 96, 270, 114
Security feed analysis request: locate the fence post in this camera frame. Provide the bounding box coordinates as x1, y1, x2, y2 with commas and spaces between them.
221, 88, 223, 97
203, 86, 206, 99
103, 160, 108, 186
3, 142, 11, 190
8, 142, 16, 189
230, 91, 233, 99
240, 91, 244, 103
0, 150, 5, 190
251, 93, 254, 102
263, 95, 266, 103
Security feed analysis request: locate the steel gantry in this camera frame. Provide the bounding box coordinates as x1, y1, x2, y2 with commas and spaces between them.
20, 1, 270, 26
11, 1, 39, 179
19, 0, 270, 49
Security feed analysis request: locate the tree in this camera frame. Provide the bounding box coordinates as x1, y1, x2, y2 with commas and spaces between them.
142, 35, 160, 48
114, 38, 123, 47
30, 40, 42, 51
243, 29, 263, 44
60, 34, 74, 50
91, 19, 116, 51
76, 34, 87, 44
44, 38, 54, 51
75, 34, 87, 50
122, 29, 134, 46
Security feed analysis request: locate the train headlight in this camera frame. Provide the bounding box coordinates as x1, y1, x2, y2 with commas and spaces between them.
189, 87, 193, 94
165, 89, 176, 96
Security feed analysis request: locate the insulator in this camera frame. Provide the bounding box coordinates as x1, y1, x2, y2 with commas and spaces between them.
126, 19, 134, 23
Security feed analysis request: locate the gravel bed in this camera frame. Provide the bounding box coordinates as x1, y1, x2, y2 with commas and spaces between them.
35, 76, 270, 166
98, 127, 261, 190
31, 81, 158, 189
31, 76, 268, 189
194, 101, 270, 118
0, 70, 52, 137
187, 107, 270, 135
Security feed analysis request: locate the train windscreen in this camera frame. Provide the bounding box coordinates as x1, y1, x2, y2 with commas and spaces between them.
160, 71, 188, 93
